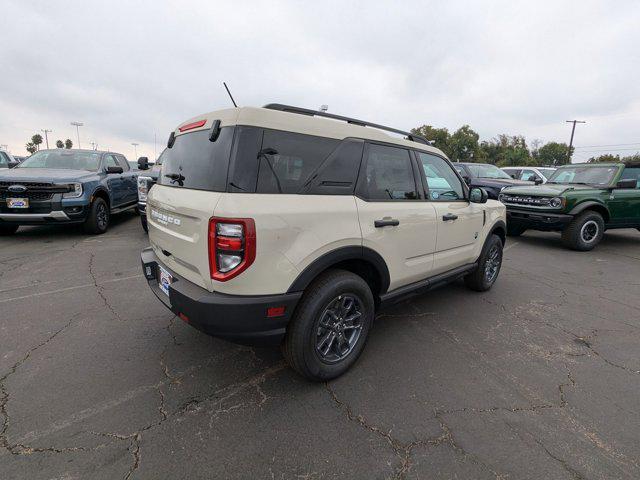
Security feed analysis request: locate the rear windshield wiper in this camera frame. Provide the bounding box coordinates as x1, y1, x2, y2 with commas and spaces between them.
165, 173, 185, 186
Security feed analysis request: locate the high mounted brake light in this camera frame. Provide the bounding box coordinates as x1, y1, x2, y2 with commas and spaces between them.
208, 217, 256, 281
179, 119, 207, 132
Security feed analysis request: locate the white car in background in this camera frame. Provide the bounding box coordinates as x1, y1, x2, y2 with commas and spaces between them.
501, 166, 556, 184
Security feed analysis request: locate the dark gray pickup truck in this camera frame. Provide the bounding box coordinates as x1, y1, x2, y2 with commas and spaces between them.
0, 149, 138, 235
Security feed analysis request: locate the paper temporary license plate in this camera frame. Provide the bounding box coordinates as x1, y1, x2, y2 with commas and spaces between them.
7, 198, 29, 208
158, 265, 173, 297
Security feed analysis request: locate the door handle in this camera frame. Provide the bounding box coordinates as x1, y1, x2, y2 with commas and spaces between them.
374, 218, 400, 228
442, 213, 458, 221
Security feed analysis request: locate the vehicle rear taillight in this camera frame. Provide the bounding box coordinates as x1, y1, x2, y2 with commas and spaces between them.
208, 217, 256, 281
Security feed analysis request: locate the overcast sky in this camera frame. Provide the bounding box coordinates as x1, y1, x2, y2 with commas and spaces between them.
1, 0, 639, 162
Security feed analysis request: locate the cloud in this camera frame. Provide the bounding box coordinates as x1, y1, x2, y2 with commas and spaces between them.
1, 0, 639, 159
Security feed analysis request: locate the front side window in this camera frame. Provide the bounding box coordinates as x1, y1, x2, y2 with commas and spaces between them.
256, 130, 339, 194
0, 152, 8, 167
548, 166, 618, 186
521, 169, 537, 181
103, 155, 118, 169
620, 167, 640, 188
359, 144, 417, 201
417, 152, 465, 201
115, 155, 130, 171
18, 150, 101, 171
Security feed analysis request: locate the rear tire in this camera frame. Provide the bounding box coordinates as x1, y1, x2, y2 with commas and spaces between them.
561, 211, 604, 251
0, 224, 19, 235
465, 234, 503, 292
507, 224, 526, 237
283, 269, 374, 381
83, 198, 110, 234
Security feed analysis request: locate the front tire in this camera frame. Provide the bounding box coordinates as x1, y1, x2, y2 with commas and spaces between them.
83, 198, 110, 234
561, 211, 604, 251
0, 224, 19, 235
283, 269, 374, 381
465, 234, 504, 292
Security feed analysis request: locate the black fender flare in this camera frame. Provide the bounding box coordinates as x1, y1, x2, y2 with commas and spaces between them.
287, 246, 390, 295
489, 220, 507, 245
90, 187, 111, 206
568, 201, 610, 221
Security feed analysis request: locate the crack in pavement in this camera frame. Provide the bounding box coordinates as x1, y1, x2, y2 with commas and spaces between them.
0, 315, 76, 455
88, 252, 124, 321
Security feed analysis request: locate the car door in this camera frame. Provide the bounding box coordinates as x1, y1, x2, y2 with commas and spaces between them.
115, 154, 138, 204
608, 166, 640, 225
103, 154, 124, 206
355, 142, 438, 291
415, 152, 484, 274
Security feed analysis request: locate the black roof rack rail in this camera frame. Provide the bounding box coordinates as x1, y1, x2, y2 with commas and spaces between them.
263, 103, 431, 146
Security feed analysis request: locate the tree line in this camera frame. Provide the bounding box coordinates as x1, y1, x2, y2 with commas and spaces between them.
411, 124, 573, 167
25, 134, 73, 154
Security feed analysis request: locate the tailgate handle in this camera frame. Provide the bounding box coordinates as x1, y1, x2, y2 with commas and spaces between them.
374, 218, 400, 228
162, 249, 172, 257
442, 213, 458, 221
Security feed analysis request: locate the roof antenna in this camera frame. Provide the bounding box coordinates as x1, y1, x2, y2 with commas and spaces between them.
223, 82, 238, 108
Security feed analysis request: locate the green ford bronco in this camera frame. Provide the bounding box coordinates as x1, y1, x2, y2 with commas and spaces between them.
499, 161, 640, 250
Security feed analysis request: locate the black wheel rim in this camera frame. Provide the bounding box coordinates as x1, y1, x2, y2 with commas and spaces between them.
97, 203, 108, 230
484, 244, 502, 284
315, 294, 363, 364
580, 220, 598, 243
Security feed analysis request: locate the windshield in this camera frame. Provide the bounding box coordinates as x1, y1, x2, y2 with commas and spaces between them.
467, 164, 512, 179
548, 166, 618, 185
18, 150, 101, 171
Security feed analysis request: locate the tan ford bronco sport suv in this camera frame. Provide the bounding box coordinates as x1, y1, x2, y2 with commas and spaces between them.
141, 104, 507, 380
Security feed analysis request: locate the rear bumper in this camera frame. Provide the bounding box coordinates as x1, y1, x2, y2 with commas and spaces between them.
141, 247, 302, 345
506, 207, 572, 231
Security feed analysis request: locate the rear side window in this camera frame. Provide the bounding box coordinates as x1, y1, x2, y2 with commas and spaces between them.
621, 167, 640, 188
358, 144, 418, 201
160, 128, 234, 191
256, 130, 339, 194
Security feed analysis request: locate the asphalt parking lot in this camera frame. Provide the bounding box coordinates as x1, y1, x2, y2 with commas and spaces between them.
1, 213, 639, 479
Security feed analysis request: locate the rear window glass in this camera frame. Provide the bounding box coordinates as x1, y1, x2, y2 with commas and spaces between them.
159, 128, 234, 191
256, 130, 339, 194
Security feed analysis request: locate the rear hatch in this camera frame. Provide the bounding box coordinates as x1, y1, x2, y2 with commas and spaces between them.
147, 125, 235, 291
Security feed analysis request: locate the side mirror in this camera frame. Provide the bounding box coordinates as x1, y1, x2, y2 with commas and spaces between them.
534, 177, 543, 185
106, 166, 124, 174
616, 178, 637, 189
469, 187, 488, 204
463, 176, 471, 185
137, 156, 149, 170
510, 173, 518, 179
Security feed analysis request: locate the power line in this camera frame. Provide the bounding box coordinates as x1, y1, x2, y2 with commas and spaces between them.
574, 142, 640, 149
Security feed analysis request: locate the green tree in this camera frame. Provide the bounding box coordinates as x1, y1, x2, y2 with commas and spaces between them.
56, 140, 64, 148
411, 125, 451, 157
31, 134, 43, 151
449, 125, 480, 162
536, 142, 572, 166
478, 134, 531, 166
25, 142, 37, 154
64, 139, 73, 149
588, 154, 620, 163
621, 153, 640, 163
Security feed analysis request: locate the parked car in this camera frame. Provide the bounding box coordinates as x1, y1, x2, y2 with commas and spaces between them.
141, 104, 507, 381
499, 161, 640, 250
136, 152, 164, 232
453, 162, 532, 199
0, 149, 138, 235
0, 151, 19, 169
502, 166, 556, 184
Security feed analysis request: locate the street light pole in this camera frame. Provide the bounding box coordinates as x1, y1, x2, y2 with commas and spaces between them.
131, 142, 139, 159
41, 129, 52, 149
565, 120, 585, 164
70, 122, 83, 148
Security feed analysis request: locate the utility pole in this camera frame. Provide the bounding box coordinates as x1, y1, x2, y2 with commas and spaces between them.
565, 120, 585, 164
70, 122, 83, 148
89, 141, 97, 150
131, 142, 139, 159
41, 129, 52, 149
